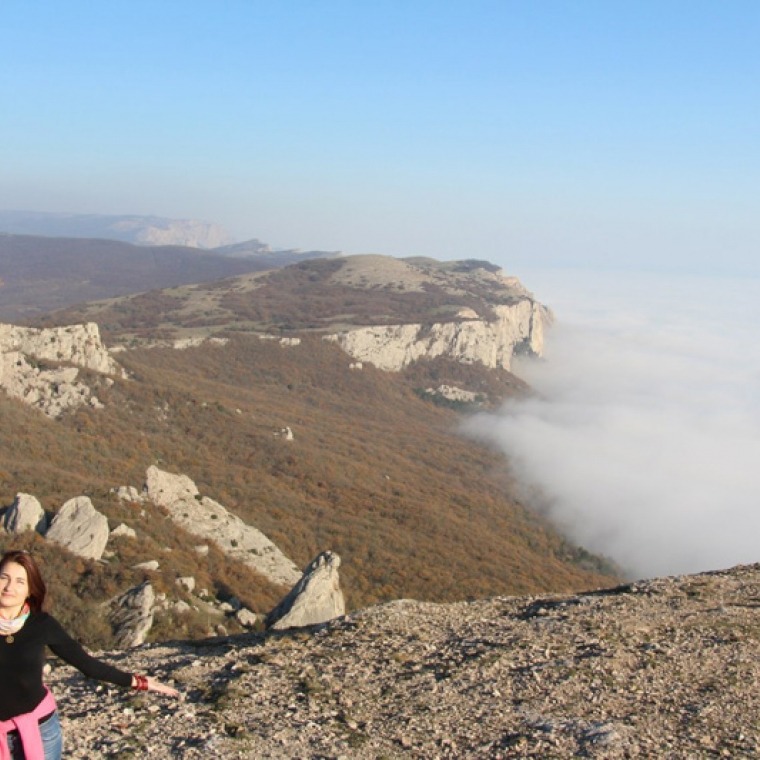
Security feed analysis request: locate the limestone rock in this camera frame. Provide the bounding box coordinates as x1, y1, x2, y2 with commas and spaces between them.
235, 608, 259, 628
425, 385, 480, 403
111, 523, 136, 539
3, 493, 47, 534
141, 466, 301, 588
116, 217, 233, 248
172, 336, 206, 350
45, 497, 109, 560
112, 486, 144, 503
0, 322, 125, 417
144, 466, 199, 507
176, 576, 196, 593
325, 299, 551, 372
266, 550, 346, 630
107, 581, 155, 648
0, 322, 123, 375
0, 353, 92, 418
133, 560, 160, 571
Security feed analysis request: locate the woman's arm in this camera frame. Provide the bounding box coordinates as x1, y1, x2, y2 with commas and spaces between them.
45, 615, 178, 697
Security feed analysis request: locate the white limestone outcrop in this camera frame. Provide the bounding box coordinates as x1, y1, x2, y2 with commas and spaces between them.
112, 486, 144, 503
124, 218, 232, 248
426, 385, 480, 404
235, 608, 259, 628
107, 581, 156, 648
3, 493, 47, 534
0, 323, 123, 375
324, 299, 550, 372
266, 550, 346, 630
111, 523, 137, 539
142, 466, 301, 588
0, 322, 125, 417
45, 496, 110, 560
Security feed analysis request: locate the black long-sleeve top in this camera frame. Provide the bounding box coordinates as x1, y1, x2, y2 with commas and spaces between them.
0, 611, 132, 720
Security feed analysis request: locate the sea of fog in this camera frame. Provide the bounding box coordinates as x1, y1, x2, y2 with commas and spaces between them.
464, 268, 760, 580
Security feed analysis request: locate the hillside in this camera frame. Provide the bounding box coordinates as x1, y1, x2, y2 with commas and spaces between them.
0, 233, 333, 322
41, 254, 544, 345
0, 331, 613, 641
1, 254, 619, 648
46, 562, 760, 758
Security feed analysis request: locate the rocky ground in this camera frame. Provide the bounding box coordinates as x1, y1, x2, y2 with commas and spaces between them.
48, 563, 759, 758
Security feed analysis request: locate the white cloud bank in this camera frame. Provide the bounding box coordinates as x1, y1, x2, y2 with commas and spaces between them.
464, 269, 760, 579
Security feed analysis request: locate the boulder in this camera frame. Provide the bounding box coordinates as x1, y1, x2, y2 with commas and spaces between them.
176, 576, 196, 593
111, 523, 137, 539
3, 493, 47, 534
113, 486, 144, 503
108, 581, 155, 648
275, 426, 294, 441
235, 608, 259, 628
144, 466, 199, 507
141, 466, 301, 587
266, 551, 346, 630
45, 497, 109, 560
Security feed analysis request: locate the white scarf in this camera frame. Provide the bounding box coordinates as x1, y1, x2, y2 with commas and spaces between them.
0, 603, 30, 636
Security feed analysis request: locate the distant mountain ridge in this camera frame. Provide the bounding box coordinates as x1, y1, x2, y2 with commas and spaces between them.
0, 210, 234, 248
0, 210, 341, 260
0, 232, 337, 322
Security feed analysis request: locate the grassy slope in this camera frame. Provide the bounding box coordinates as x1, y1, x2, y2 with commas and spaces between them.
1, 256, 618, 647
1, 333, 615, 649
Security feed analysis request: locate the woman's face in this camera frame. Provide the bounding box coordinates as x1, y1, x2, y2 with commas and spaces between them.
0, 561, 29, 615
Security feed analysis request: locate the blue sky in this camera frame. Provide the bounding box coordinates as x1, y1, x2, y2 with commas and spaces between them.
2, 1, 759, 274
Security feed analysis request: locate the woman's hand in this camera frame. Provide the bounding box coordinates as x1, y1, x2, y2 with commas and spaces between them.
146, 676, 180, 697
132, 673, 180, 698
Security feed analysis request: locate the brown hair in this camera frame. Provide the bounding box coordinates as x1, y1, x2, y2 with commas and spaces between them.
0, 550, 47, 612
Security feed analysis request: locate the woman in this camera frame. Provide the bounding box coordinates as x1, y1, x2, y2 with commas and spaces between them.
0, 550, 178, 759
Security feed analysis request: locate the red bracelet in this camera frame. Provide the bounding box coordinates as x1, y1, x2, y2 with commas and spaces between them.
133, 674, 149, 691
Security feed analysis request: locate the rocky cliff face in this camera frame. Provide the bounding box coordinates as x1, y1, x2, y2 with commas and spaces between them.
289, 256, 554, 374
325, 299, 550, 372
0, 322, 124, 417
115, 217, 233, 248
45, 562, 760, 758
0, 322, 123, 374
